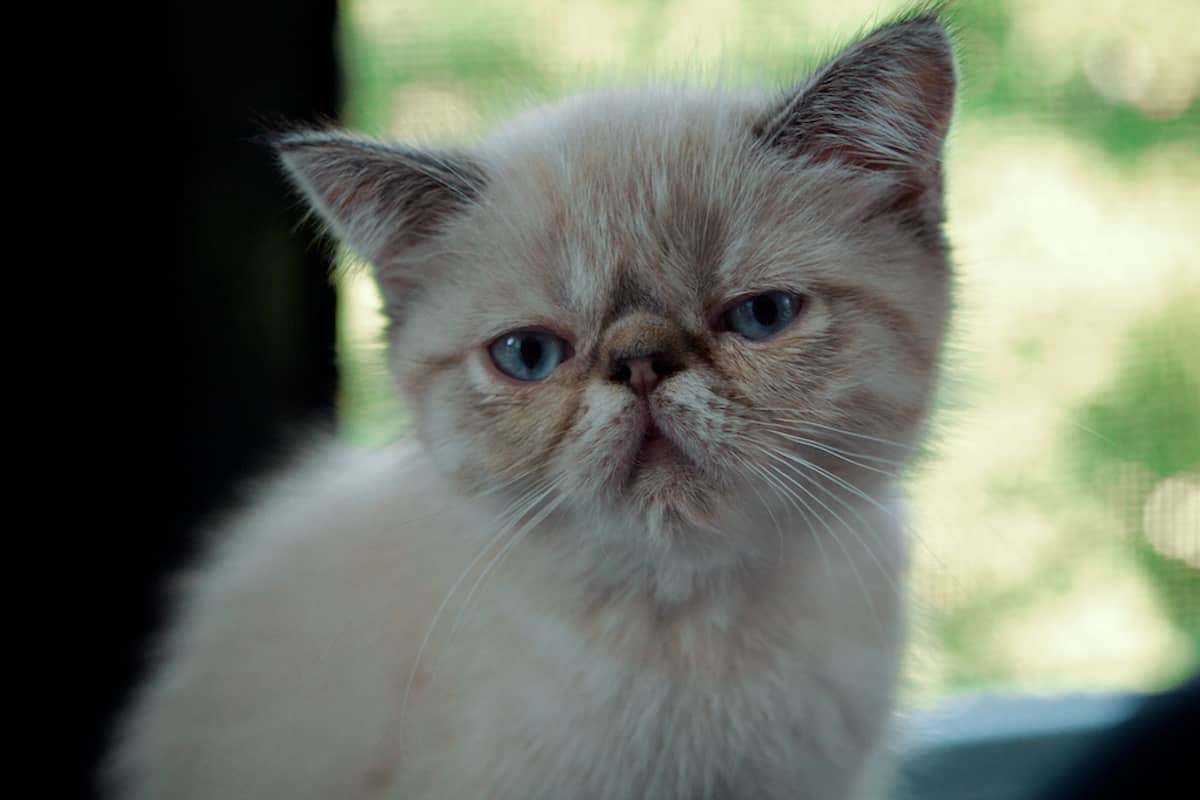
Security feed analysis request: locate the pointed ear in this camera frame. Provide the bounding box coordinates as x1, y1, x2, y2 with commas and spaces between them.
272, 130, 485, 308
755, 14, 955, 183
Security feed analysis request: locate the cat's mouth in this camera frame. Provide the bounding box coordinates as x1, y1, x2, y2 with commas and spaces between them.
639, 419, 666, 450
631, 417, 684, 471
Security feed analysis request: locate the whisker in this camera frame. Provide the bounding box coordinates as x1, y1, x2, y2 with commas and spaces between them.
755, 421, 908, 465
766, 444, 957, 583
758, 425, 904, 477
397, 475, 552, 741
741, 448, 880, 627
756, 447, 899, 591
768, 448, 899, 522
729, 451, 787, 566
753, 413, 915, 450
445, 478, 567, 644
740, 456, 837, 590
752, 447, 895, 607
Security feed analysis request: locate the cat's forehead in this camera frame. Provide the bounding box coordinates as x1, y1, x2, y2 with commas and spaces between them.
472, 88, 787, 324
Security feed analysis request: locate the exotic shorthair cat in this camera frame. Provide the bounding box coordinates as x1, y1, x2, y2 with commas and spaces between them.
107, 9, 956, 800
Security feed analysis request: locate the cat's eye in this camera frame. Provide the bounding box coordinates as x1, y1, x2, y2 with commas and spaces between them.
722, 292, 804, 341
488, 330, 571, 382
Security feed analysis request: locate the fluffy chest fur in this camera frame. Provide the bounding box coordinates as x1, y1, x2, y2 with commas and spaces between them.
404, 506, 906, 800
109, 445, 906, 800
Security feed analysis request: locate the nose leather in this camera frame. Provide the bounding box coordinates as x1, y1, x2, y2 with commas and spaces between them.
617, 356, 660, 397
602, 313, 686, 396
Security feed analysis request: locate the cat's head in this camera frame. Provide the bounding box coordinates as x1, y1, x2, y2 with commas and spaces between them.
276, 14, 956, 563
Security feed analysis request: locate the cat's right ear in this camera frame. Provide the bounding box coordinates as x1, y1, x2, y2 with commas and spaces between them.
272, 130, 485, 305
753, 13, 955, 186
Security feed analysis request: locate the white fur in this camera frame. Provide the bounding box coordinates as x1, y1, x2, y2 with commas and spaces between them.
109, 439, 909, 800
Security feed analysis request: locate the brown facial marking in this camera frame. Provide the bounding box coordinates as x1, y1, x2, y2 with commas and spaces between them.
597, 313, 690, 378
541, 389, 584, 462
816, 283, 934, 370
606, 264, 668, 324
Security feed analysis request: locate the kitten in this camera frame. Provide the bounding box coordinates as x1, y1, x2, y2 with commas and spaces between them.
106, 10, 955, 800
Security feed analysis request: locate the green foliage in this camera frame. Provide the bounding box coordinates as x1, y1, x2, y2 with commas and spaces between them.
1071, 290, 1200, 671
1073, 293, 1200, 484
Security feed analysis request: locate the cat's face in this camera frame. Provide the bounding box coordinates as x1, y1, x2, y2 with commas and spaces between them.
278, 16, 956, 558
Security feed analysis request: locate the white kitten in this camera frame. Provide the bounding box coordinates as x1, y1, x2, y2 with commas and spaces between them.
106, 11, 956, 799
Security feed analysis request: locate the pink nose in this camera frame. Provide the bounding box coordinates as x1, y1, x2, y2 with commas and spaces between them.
608, 350, 683, 396
621, 356, 660, 397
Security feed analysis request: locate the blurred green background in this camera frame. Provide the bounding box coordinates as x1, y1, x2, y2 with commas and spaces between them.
331, 0, 1199, 705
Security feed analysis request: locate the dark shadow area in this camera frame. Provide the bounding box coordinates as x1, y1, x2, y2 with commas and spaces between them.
79, 2, 340, 796
1033, 672, 1199, 799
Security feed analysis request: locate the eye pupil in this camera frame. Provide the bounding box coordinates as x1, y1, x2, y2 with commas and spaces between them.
752, 295, 778, 326
519, 337, 542, 368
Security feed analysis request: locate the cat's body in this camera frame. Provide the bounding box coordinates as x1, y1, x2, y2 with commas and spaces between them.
107, 12, 955, 800
114, 440, 906, 799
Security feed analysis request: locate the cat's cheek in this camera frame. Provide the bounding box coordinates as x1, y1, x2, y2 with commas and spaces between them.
409, 371, 482, 481
458, 351, 587, 475
408, 358, 524, 485
841, 321, 933, 426
713, 334, 828, 414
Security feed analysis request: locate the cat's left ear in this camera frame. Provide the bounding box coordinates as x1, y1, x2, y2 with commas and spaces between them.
273, 130, 485, 312
755, 13, 956, 187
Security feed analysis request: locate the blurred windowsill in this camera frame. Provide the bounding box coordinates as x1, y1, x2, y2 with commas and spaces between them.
895, 691, 1144, 800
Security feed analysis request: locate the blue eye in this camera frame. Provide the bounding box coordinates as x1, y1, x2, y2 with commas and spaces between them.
488, 330, 570, 381
724, 292, 803, 340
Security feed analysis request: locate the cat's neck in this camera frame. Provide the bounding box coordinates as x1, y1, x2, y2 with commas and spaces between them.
516, 525, 813, 679
524, 511, 797, 624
